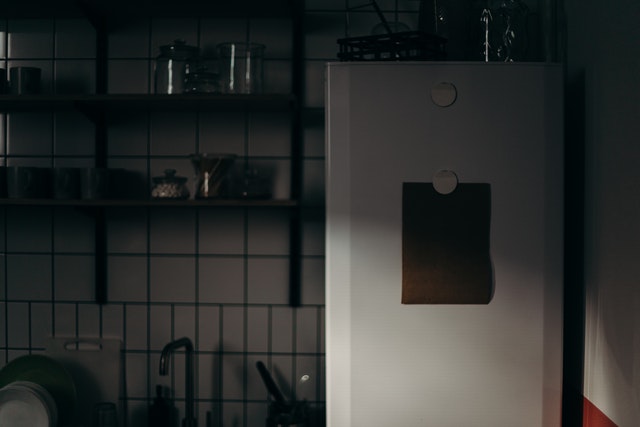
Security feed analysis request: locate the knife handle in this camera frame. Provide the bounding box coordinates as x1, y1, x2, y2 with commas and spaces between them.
256, 361, 288, 406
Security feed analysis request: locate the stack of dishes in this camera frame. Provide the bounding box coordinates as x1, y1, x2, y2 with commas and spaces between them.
0, 354, 76, 427
0, 381, 57, 427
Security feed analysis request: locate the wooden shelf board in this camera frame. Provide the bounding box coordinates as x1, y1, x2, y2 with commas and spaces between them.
0, 198, 299, 208
0, 93, 296, 113
1, 0, 293, 19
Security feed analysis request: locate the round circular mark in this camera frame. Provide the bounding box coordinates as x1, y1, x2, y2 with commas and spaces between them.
431, 82, 457, 107
433, 170, 458, 194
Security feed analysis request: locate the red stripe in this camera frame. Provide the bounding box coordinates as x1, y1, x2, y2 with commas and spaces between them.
583, 397, 617, 427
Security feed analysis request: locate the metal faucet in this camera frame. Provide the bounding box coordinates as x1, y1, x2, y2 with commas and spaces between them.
159, 337, 196, 427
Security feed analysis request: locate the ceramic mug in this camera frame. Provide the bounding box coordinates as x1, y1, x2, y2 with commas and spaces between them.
10, 66, 42, 95
7, 166, 49, 198
0, 68, 7, 94
52, 167, 81, 200
81, 167, 110, 200
0, 166, 7, 197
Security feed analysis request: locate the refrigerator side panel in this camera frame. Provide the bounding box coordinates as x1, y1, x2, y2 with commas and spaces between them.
325, 64, 353, 427
326, 63, 563, 427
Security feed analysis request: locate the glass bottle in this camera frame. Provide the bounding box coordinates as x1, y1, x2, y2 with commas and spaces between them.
490, 0, 530, 61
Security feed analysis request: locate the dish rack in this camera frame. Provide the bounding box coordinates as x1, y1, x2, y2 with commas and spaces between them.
337, 30, 447, 61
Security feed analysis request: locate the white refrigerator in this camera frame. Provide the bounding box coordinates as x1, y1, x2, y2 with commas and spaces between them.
325, 63, 564, 427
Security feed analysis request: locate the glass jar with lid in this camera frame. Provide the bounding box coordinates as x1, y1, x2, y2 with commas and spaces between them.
151, 169, 190, 199
154, 39, 200, 94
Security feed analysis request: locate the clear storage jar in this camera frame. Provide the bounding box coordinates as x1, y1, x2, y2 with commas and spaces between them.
184, 70, 220, 94
217, 42, 265, 94
155, 40, 200, 94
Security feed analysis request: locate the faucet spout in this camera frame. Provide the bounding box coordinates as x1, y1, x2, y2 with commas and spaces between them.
159, 337, 196, 427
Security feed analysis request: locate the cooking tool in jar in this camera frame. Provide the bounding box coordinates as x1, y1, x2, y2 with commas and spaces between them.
155, 39, 200, 94
190, 153, 236, 198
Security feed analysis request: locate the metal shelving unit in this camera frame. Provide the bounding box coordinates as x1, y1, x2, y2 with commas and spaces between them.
0, 0, 305, 306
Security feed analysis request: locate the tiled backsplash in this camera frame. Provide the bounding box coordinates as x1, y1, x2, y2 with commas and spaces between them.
0, 1, 423, 426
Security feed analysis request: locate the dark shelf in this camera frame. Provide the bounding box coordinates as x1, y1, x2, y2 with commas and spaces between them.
1, 0, 293, 19
0, 198, 298, 208
94, 0, 294, 18
0, 93, 296, 113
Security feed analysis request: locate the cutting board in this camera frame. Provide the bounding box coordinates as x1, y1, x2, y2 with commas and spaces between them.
46, 337, 124, 427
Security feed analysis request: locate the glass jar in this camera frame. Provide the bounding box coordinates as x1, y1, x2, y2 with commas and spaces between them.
154, 40, 200, 94
217, 42, 265, 94
190, 153, 236, 198
151, 169, 189, 199
184, 70, 220, 94
491, 0, 530, 62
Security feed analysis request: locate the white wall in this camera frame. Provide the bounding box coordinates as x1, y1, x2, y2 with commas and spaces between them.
326, 63, 564, 427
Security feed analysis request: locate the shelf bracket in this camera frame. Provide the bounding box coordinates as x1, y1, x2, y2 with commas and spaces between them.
75, 206, 108, 305
94, 208, 108, 304
287, 0, 305, 308
289, 207, 302, 307
76, 0, 108, 94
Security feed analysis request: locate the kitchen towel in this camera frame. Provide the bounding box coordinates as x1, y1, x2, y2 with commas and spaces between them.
402, 182, 493, 304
